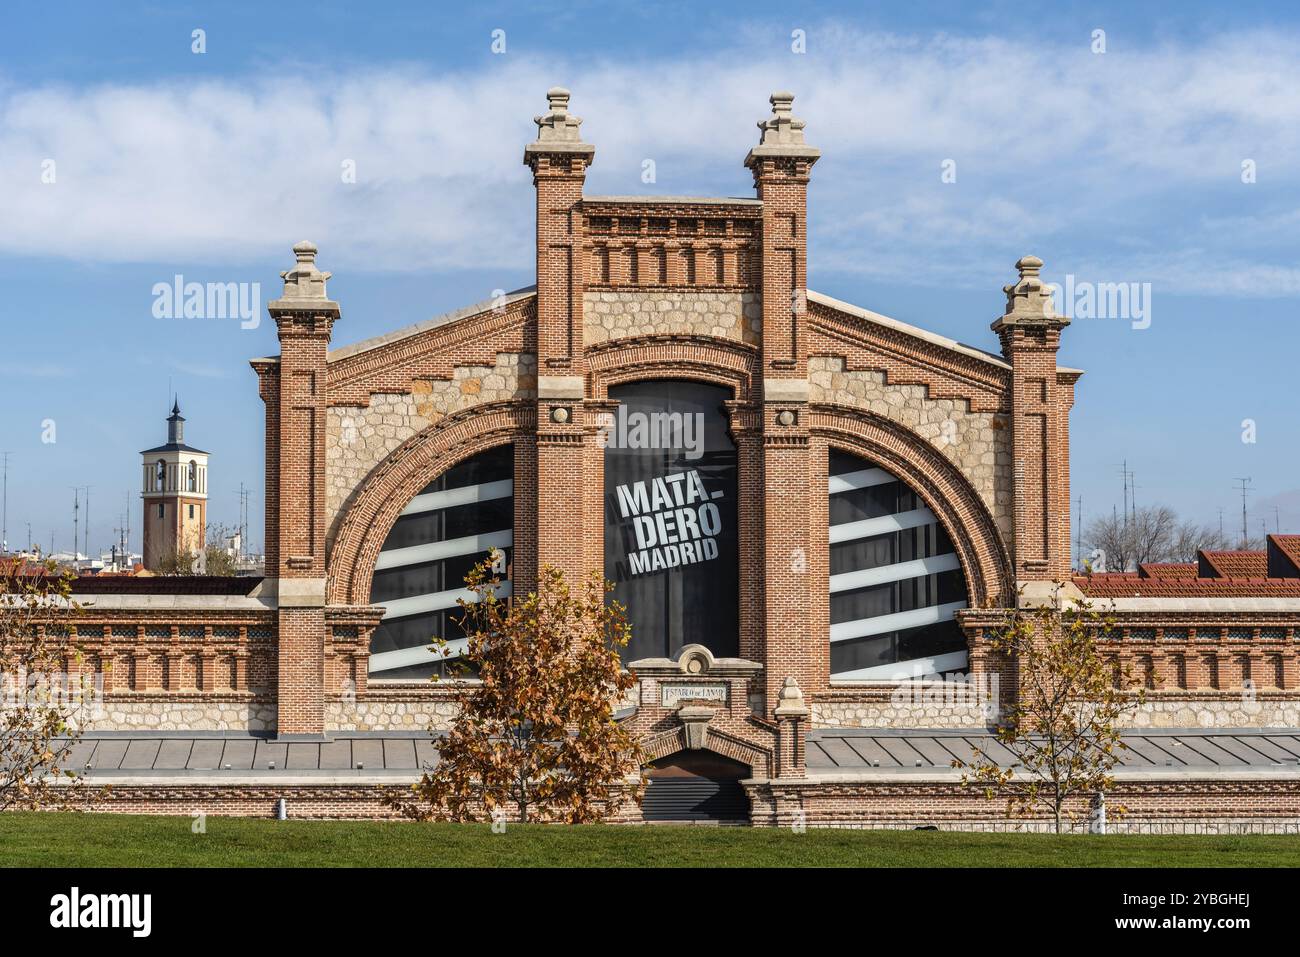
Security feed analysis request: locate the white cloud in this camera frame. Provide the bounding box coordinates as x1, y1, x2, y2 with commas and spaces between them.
1, 28, 1299, 294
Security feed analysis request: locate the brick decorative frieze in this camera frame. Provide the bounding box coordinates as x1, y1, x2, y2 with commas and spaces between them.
581, 200, 761, 292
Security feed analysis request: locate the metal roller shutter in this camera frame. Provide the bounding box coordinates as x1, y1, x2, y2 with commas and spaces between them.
641, 777, 749, 822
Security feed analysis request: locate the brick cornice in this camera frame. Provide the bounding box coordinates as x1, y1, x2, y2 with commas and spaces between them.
809, 301, 1011, 413
325, 298, 534, 407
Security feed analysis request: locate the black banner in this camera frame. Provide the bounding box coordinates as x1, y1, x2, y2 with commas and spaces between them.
603, 380, 739, 661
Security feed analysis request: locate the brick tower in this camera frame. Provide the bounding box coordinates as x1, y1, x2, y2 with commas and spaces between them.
140, 400, 208, 570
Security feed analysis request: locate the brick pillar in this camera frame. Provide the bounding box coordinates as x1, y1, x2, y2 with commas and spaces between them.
992, 256, 1074, 590
262, 241, 339, 738
523, 88, 596, 583
745, 93, 821, 711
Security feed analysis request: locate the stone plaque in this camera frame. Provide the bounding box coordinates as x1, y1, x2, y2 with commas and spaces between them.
661, 682, 727, 708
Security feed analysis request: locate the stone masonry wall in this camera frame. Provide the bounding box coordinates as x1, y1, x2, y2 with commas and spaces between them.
85, 698, 276, 732
1124, 698, 1300, 729
583, 290, 761, 346
808, 356, 1014, 544
326, 696, 460, 733
325, 352, 536, 542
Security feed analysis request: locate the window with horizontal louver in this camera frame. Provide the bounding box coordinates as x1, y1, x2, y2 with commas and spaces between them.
828, 449, 968, 680
368, 445, 513, 680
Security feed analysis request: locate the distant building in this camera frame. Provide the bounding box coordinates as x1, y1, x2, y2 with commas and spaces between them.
140, 400, 208, 570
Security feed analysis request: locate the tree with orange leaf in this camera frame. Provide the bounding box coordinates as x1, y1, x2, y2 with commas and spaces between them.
393, 553, 644, 824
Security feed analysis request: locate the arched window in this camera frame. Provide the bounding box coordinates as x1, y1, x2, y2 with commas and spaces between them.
367, 445, 513, 680
188, 460, 197, 492
827, 449, 969, 680
155, 460, 166, 492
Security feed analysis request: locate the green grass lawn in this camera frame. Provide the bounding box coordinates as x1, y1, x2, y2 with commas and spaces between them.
1, 812, 1297, 867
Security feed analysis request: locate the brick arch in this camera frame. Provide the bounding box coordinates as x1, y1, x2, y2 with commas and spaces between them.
327, 401, 534, 605
585, 334, 758, 401
640, 726, 774, 778
809, 404, 1013, 609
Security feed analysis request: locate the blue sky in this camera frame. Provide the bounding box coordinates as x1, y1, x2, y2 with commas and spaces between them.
1, 1, 1298, 557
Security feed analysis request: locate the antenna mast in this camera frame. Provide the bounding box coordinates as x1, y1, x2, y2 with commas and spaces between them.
1, 451, 11, 553
1234, 477, 1252, 548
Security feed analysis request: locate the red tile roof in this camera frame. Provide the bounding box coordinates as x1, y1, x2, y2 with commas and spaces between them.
0, 558, 58, 578
1200, 551, 1268, 579
1138, 563, 1198, 579
1076, 574, 1300, 598
1269, 535, 1300, 576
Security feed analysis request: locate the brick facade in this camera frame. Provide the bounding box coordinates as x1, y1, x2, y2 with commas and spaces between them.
43, 89, 1300, 824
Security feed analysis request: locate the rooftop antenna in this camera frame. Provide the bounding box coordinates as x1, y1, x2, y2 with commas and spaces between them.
1, 451, 11, 554
1218, 507, 1224, 537
1115, 460, 1130, 529
70, 487, 80, 565
237, 482, 251, 564
83, 485, 93, 562
1075, 495, 1083, 571
1234, 477, 1252, 549
1275, 506, 1282, 534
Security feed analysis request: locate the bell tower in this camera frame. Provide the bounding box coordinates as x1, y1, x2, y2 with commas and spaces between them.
141, 399, 209, 570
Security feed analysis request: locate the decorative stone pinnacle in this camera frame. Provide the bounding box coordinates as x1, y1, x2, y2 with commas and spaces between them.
278, 240, 332, 301
774, 675, 809, 718
526, 86, 593, 156
995, 253, 1067, 328
746, 91, 820, 166
759, 92, 805, 145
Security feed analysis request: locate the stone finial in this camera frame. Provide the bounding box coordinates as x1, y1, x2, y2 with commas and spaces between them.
774, 676, 809, 719
995, 254, 1067, 328
759, 92, 806, 147
278, 241, 332, 301
525, 86, 594, 159
746, 92, 820, 166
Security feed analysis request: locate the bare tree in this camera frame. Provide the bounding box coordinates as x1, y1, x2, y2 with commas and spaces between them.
1084, 505, 1242, 571
1168, 521, 1231, 563
154, 523, 238, 576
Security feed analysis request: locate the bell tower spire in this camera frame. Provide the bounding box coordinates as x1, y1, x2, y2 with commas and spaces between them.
141, 398, 208, 571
